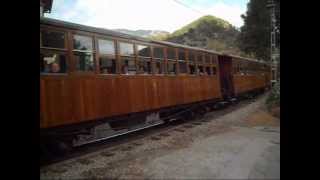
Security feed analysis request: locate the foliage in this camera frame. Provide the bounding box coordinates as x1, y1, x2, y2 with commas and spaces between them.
237, 0, 280, 61
169, 15, 232, 38
159, 15, 244, 56
266, 81, 280, 109
149, 33, 170, 41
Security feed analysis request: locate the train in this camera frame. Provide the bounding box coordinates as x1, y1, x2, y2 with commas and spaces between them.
40, 17, 271, 155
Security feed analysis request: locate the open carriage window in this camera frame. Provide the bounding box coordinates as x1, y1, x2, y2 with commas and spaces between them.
189, 64, 196, 75
40, 29, 67, 74
153, 47, 165, 74
188, 51, 196, 75
178, 49, 187, 74
167, 48, 177, 75
40, 51, 67, 73
198, 65, 204, 75
137, 45, 151, 74
205, 66, 212, 75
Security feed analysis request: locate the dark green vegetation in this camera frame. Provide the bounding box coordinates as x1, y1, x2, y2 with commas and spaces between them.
238, 0, 280, 61
266, 81, 280, 110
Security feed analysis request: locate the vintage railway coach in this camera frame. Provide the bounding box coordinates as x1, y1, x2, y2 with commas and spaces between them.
40, 17, 270, 153
40, 18, 223, 151
231, 56, 271, 96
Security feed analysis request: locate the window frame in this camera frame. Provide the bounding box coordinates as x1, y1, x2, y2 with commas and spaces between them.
178, 48, 188, 74
166, 47, 177, 75
152, 46, 165, 75
96, 37, 117, 75
40, 27, 69, 75
196, 52, 204, 75
136, 43, 152, 75
118, 40, 136, 75
71, 33, 96, 73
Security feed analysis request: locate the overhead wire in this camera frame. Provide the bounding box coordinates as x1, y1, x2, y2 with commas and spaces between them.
172, 0, 206, 15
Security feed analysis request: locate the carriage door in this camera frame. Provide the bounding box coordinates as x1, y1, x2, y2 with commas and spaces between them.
218, 55, 235, 99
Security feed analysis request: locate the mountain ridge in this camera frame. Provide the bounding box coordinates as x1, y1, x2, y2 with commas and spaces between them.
112, 29, 170, 38
113, 15, 245, 56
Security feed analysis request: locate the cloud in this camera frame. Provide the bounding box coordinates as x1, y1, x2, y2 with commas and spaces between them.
47, 0, 246, 32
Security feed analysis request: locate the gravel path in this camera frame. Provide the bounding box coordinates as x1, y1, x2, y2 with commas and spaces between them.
40, 94, 280, 179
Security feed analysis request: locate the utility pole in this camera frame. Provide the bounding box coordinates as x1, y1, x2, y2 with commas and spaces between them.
267, 0, 279, 87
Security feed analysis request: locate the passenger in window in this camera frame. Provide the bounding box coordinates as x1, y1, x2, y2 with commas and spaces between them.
50, 62, 60, 73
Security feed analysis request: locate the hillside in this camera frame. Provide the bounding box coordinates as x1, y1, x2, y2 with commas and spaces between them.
113, 29, 170, 38
156, 15, 244, 55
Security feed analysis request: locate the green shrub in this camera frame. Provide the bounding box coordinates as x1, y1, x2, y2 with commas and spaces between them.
266, 81, 280, 109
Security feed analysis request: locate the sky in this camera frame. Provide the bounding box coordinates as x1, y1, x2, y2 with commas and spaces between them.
46, 0, 249, 33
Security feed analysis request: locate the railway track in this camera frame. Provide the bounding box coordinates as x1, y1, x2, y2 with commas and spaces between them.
40, 95, 261, 168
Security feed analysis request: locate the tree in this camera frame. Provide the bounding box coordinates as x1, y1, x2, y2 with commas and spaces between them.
237, 0, 280, 61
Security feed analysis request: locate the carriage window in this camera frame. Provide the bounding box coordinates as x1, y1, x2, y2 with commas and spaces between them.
178, 49, 186, 60
167, 48, 176, 60
73, 35, 93, 50
98, 39, 116, 74
179, 62, 188, 73
205, 54, 211, 64
212, 55, 217, 65
73, 51, 94, 71
121, 57, 136, 75
189, 64, 196, 75
137, 45, 151, 57
73, 35, 94, 72
178, 49, 187, 74
119, 42, 135, 74
137, 45, 151, 74
40, 29, 67, 74
153, 47, 165, 74
153, 47, 164, 59
197, 54, 203, 64
41, 30, 65, 49
119, 42, 134, 56
98, 39, 115, 55
198, 65, 204, 75
99, 56, 116, 74
155, 61, 164, 74
137, 59, 151, 74
212, 67, 217, 75
40, 51, 67, 73
205, 66, 211, 75
167, 61, 176, 75
189, 51, 195, 62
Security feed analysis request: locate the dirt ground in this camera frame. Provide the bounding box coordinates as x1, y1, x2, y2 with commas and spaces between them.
40, 94, 280, 179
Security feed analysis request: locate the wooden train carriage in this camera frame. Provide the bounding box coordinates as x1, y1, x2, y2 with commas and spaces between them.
231, 56, 270, 96
40, 17, 222, 129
